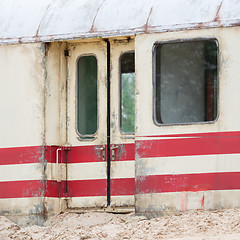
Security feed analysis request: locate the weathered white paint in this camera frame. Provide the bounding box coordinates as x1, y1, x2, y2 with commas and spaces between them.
45, 42, 67, 146
0, 43, 45, 148
136, 190, 240, 214
111, 161, 135, 179
0, 197, 62, 226
137, 154, 240, 177
67, 162, 107, 181
135, 26, 240, 215
135, 27, 240, 137
68, 196, 107, 208
0, 163, 43, 182
0, 0, 239, 44
110, 195, 134, 207
67, 40, 107, 147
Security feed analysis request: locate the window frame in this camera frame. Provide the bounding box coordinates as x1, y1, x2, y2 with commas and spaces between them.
152, 37, 219, 127
119, 50, 135, 136
75, 53, 99, 140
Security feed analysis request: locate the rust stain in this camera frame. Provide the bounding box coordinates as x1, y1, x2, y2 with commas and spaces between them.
143, 6, 153, 33
196, 22, 205, 29
200, 195, 205, 209
181, 192, 188, 211
214, 1, 223, 24
90, 0, 106, 33
35, 1, 53, 40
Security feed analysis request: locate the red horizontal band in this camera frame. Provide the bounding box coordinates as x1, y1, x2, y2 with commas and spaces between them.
136, 172, 240, 194
67, 144, 135, 163
0, 180, 67, 199
67, 179, 107, 197
67, 145, 105, 163
137, 134, 240, 158
45, 146, 60, 163
0, 146, 43, 165
0, 180, 43, 198
114, 143, 135, 161
111, 178, 135, 196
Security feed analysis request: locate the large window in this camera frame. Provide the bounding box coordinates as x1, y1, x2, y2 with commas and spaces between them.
77, 55, 98, 136
120, 52, 135, 133
154, 39, 218, 125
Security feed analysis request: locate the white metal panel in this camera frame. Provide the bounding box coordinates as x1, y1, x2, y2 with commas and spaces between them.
0, 43, 44, 147
0, 163, 42, 182
0, 0, 51, 39
39, 0, 103, 37
67, 162, 107, 181
0, 0, 240, 44
136, 190, 240, 214
137, 154, 240, 177
149, 0, 221, 29
93, 0, 155, 32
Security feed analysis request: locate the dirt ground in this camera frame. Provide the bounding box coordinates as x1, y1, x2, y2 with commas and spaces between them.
1, 208, 240, 239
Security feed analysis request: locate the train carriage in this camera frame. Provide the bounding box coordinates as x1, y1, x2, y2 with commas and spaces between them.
1, 0, 240, 225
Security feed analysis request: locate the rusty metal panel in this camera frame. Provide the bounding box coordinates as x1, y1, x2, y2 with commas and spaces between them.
1, 0, 240, 44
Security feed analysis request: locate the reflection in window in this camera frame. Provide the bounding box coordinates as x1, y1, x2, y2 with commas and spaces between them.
77, 55, 97, 135
120, 52, 135, 133
155, 40, 218, 125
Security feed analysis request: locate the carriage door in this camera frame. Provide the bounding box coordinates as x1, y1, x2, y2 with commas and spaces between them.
66, 39, 135, 209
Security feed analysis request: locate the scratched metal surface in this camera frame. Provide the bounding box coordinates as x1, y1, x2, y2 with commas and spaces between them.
0, 0, 239, 44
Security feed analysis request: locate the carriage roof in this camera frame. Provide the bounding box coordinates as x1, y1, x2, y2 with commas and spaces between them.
0, 0, 239, 45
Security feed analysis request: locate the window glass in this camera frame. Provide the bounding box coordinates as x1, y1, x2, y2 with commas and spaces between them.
77, 55, 97, 135
120, 52, 135, 133
155, 40, 218, 125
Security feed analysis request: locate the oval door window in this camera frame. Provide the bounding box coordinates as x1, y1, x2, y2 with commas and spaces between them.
77, 55, 98, 136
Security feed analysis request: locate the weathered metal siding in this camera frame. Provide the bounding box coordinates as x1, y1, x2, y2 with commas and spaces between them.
0, 43, 47, 225
44, 42, 68, 217
0, 0, 240, 44
135, 26, 240, 216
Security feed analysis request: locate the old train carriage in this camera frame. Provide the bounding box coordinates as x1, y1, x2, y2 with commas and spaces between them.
1, 0, 240, 226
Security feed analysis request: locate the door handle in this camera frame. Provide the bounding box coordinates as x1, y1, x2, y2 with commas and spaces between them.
111, 145, 118, 161
95, 145, 105, 161
56, 148, 62, 182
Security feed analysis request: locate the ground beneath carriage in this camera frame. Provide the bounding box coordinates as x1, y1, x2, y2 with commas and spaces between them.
1, 209, 240, 239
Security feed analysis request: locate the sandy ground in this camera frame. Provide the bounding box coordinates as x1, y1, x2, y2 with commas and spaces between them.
1, 209, 240, 239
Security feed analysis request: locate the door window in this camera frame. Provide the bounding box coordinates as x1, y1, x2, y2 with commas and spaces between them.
120, 52, 135, 133
77, 55, 98, 136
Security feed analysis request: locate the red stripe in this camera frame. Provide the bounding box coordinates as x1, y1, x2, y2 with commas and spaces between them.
67, 179, 107, 197
67, 145, 105, 163
67, 144, 135, 163
114, 143, 135, 161
0, 180, 68, 198
137, 135, 240, 158
45, 146, 59, 163
136, 172, 240, 194
45, 180, 60, 198
111, 178, 135, 196
0, 180, 43, 198
0, 146, 43, 165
